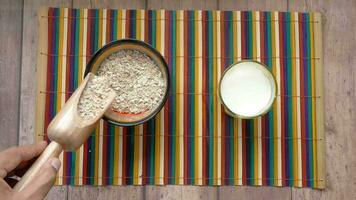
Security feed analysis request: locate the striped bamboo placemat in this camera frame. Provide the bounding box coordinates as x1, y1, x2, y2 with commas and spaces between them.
35, 7, 325, 188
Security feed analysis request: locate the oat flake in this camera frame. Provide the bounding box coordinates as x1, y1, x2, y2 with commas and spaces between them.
77, 76, 112, 119
97, 49, 166, 114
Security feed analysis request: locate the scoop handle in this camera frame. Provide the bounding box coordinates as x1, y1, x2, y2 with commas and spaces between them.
13, 141, 63, 192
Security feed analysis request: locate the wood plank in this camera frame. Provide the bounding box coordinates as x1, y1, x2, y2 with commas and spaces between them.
0, 0, 23, 151
73, 0, 145, 8
219, 186, 291, 200
181, 0, 217, 10
147, 0, 181, 10
145, 186, 182, 200
182, 186, 218, 200
289, 0, 356, 199
68, 186, 144, 199
19, 0, 72, 146
20, 2, 72, 200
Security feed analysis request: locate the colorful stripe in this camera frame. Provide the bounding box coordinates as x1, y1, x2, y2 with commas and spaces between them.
41, 8, 322, 188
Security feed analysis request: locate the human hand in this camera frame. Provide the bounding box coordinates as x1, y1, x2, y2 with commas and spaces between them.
0, 141, 61, 200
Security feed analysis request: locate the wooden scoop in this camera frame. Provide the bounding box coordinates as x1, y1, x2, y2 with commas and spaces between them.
14, 73, 116, 191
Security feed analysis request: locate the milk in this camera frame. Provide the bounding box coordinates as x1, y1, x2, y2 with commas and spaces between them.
220, 62, 275, 118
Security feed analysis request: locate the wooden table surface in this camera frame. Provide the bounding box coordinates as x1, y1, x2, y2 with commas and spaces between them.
1, 0, 355, 199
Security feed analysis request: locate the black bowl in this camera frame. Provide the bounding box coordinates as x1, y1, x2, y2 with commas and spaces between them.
84, 39, 170, 126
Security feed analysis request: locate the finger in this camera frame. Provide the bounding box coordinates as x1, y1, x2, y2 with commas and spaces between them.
17, 158, 61, 200
0, 141, 47, 178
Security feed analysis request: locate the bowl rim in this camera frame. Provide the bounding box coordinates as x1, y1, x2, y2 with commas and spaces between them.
84, 39, 170, 126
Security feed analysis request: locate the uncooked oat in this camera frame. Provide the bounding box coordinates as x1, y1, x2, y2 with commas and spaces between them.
77, 75, 113, 119
97, 49, 166, 114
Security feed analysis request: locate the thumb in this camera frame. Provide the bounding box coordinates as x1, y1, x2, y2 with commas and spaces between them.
17, 158, 61, 200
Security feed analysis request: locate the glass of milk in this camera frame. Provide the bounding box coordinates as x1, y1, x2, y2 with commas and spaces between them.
218, 60, 277, 119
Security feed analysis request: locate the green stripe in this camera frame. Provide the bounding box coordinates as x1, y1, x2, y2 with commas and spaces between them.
305, 13, 314, 187
227, 11, 234, 184
151, 11, 156, 48
207, 10, 214, 185
113, 10, 118, 40
266, 12, 275, 186
171, 10, 177, 184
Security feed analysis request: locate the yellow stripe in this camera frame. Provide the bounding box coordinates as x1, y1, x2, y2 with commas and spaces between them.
133, 126, 140, 184
94, 123, 99, 185
158, 10, 165, 185
54, 8, 63, 185
117, 10, 122, 39
290, 12, 298, 187
216, 10, 222, 185
98, 121, 104, 185
310, 12, 317, 187
136, 10, 141, 40
212, 10, 217, 185
255, 11, 263, 186
57, 8, 64, 112
178, 10, 184, 184
294, 11, 302, 187
271, 11, 279, 186
194, 10, 203, 185
98, 9, 103, 48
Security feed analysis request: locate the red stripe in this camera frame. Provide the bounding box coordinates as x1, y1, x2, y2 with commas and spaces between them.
65, 9, 72, 101
299, 13, 307, 187
201, 10, 207, 185
241, 11, 246, 59
163, 10, 170, 185
106, 10, 111, 43
144, 10, 149, 43
102, 122, 108, 185
183, 10, 188, 185
220, 11, 226, 185
278, 12, 286, 186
